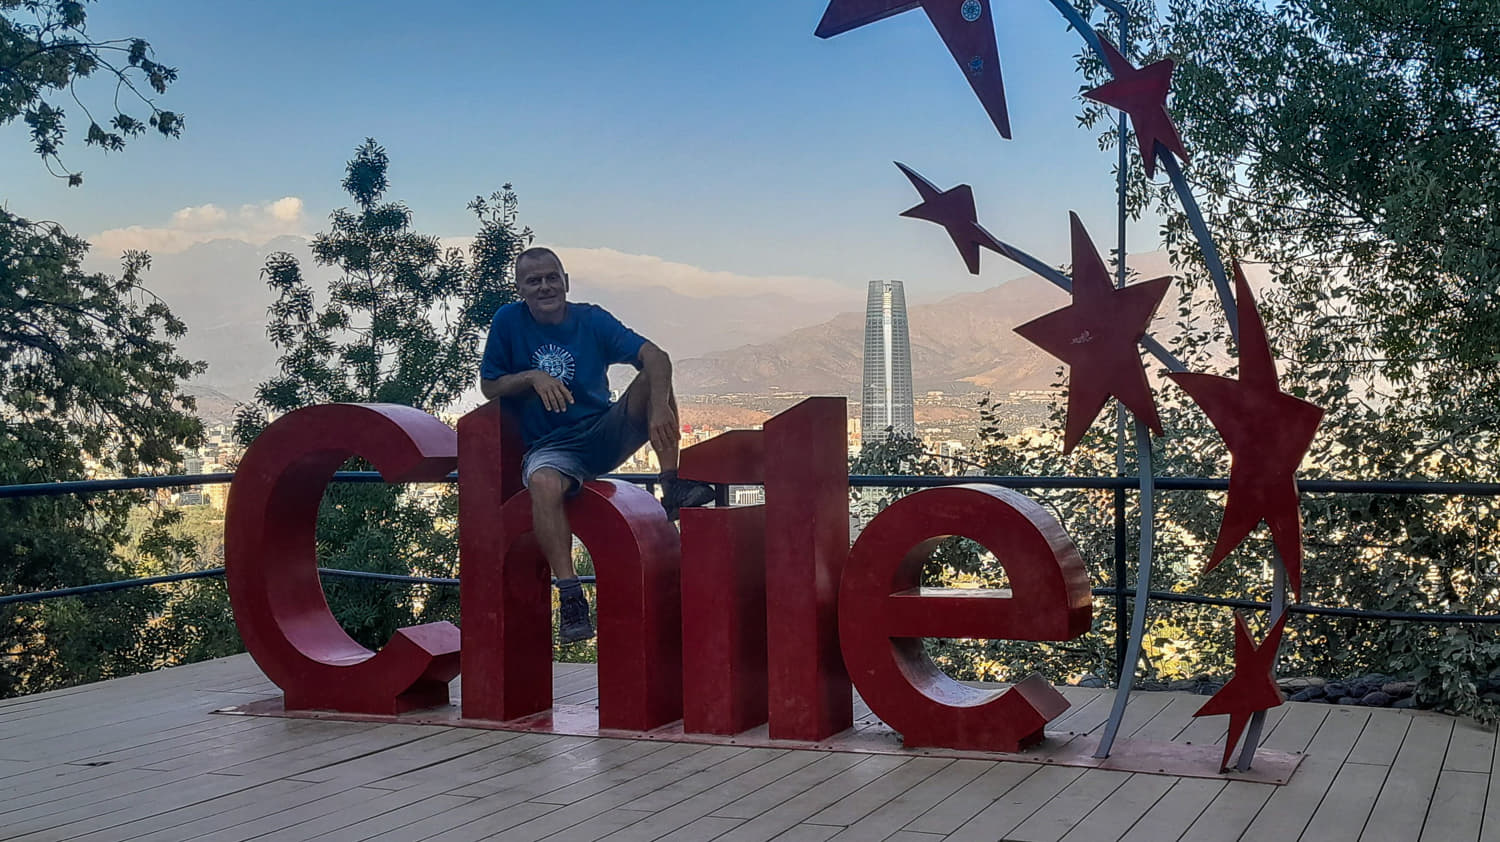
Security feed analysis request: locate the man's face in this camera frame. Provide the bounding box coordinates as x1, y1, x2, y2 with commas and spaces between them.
516, 254, 569, 321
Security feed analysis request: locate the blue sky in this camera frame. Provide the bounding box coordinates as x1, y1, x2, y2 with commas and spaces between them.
1, 0, 1162, 296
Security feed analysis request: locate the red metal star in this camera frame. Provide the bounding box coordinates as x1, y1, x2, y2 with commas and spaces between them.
895, 162, 992, 275
816, 0, 1011, 139
1012, 213, 1170, 453
1082, 35, 1188, 178
1167, 263, 1324, 599
1193, 610, 1288, 771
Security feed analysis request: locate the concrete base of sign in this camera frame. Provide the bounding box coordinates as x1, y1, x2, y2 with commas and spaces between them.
219, 694, 1304, 785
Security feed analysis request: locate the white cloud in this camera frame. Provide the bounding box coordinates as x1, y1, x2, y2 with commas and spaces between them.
91, 197, 308, 255
436, 240, 861, 305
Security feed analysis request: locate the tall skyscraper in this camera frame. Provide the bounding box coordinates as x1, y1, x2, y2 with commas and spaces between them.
861, 280, 915, 443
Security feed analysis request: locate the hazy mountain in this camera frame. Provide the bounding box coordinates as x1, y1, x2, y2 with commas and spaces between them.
674, 251, 1194, 398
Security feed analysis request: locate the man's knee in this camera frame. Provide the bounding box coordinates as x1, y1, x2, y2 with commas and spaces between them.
529, 468, 570, 506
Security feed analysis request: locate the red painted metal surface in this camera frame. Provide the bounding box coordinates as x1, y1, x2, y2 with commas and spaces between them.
1194, 611, 1289, 770
224, 403, 461, 715
1013, 212, 1171, 453
839, 484, 1092, 751
896, 163, 993, 276
1167, 264, 1324, 599
816, 0, 1012, 139
765, 397, 853, 741
1082, 35, 1189, 178
679, 429, 765, 484
456, 402, 550, 722
681, 504, 769, 735
490, 480, 683, 731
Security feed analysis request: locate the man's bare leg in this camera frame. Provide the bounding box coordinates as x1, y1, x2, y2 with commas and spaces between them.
622, 372, 716, 518
622, 371, 678, 470
528, 468, 577, 580
530, 467, 594, 643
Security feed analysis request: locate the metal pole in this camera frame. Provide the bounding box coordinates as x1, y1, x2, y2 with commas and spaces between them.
1095, 418, 1157, 758
1109, 0, 1131, 687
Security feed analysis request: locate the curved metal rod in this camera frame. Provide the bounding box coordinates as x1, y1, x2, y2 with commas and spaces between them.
1158, 150, 1240, 343
1094, 417, 1157, 757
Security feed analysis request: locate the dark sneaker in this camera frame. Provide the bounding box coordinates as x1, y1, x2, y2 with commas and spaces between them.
558, 591, 595, 644
662, 478, 719, 521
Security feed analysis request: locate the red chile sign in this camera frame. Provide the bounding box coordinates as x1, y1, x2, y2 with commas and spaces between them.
224, 396, 1093, 753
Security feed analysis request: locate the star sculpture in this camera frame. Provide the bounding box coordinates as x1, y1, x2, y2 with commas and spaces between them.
1082, 35, 1189, 178
1166, 263, 1324, 599
816, 0, 1011, 139
1012, 213, 1171, 453
895, 162, 994, 275
1193, 610, 1288, 771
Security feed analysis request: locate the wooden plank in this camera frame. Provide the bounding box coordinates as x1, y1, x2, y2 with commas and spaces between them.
1116, 778, 1226, 842
1419, 769, 1487, 842
1445, 718, 1496, 773
904, 762, 1040, 835
1130, 695, 1211, 743
1347, 711, 1412, 765
190, 783, 429, 842
1240, 706, 1370, 839
480, 745, 759, 841
1304, 763, 1389, 842
825, 758, 988, 839
644, 815, 744, 841
711, 755, 914, 841
1007, 769, 1132, 842
314, 793, 475, 842
527, 807, 652, 842
247, 786, 467, 842
945, 765, 1088, 842
1361, 714, 1455, 842
384, 802, 557, 842
1057, 773, 1179, 842
805, 757, 951, 826
593, 751, 824, 842
712, 753, 874, 820
1175, 700, 1332, 842
766, 824, 842, 841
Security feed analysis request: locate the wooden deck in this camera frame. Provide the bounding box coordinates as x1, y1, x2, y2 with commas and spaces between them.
1, 655, 1495, 841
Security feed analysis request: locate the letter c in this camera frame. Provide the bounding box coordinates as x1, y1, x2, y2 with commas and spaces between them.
225, 403, 461, 715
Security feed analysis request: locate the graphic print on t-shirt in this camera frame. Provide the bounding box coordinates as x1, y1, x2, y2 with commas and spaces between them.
532, 343, 576, 385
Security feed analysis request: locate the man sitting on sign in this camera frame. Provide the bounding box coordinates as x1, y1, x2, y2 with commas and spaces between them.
479, 246, 716, 644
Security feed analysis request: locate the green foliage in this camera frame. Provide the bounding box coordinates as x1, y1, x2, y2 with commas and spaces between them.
1063, 0, 1500, 717
234, 138, 527, 648
1, 0, 183, 185
0, 211, 204, 696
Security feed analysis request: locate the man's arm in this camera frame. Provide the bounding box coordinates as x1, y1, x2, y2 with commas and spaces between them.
637, 341, 678, 454
480, 371, 573, 412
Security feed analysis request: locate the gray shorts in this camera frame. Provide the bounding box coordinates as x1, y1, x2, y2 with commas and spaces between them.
521, 399, 649, 494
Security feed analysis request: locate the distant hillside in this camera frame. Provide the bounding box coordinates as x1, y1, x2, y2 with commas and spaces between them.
675, 272, 1072, 397
674, 252, 1201, 399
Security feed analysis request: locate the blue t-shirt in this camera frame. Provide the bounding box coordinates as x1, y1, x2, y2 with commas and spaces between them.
480, 301, 647, 445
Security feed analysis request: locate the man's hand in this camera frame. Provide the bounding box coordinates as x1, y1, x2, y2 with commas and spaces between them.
648, 397, 679, 454
530, 371, 574, 412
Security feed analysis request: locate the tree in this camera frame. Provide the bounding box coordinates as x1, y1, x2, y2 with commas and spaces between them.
0, 215, 205, 696
1065, 0, 1500, 716
2, 0, 182, 185
1, 2, 202, 697
234, 138, 528, 648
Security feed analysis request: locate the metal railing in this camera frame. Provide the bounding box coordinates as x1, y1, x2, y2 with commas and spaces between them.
6, 470, 1500, 669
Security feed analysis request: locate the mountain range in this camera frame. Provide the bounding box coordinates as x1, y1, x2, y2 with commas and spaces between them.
86, 237, 1192, 412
